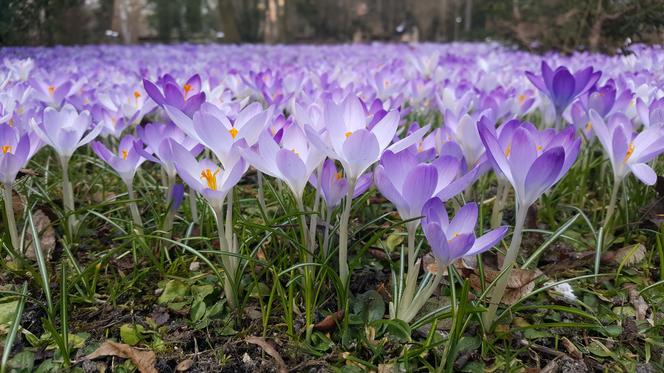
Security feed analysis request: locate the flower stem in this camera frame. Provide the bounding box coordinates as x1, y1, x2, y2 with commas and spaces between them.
161, 174, 176, 234
257, 171, 268, 214
126, 183, 143, 231
189, 187, 199, 224
322, 208, 332, 258
490, 180, 508, 229
296, 196, 314, 342
3, 183, 19, 252
483, 204, 528, 328
602, 178, 621, 239
213, 204, 237, 309
406, 222, 417, 273
338, 180, 356, 287
60, 157, 76, 234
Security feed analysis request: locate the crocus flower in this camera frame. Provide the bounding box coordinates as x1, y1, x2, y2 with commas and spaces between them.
4, 58, 34, 81
309, 159, 372, 210
526, 61, 600, 119
143, 74, 206, 117
242, 123, 323, 201
165, 102, 272, 168
171, 140, 246, 209
305, 96, 425, 183
636, 97, 664, 128
91, 135, 146, 186
32, 104, 102, 159
478, 120, 580, 209
0, 125, 33, 186
589, 110, 664, 185
422, 198, 507, 266
136, 122, 203, 179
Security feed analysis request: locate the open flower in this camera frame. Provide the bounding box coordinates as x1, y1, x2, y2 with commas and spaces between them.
91, 135, 146, 186
32, 104, 102, 159
144, 74, 206, 117
636, 97, 664, 128
422, 198, 507, 266
171, 140, 246, 208
589, 110, 664, 185
479, 120, 580, 208
526, 61, 600, 119
309, 159, 372, 210
136, 122, 203, 179
242, 123, 323, 201
305, 96, 426, 183
0, 125, 33, 185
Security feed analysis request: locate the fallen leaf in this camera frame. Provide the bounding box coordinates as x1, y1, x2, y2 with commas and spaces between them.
175, 358, 193, 371
25, 209, 56, 261
468, 267, 543, 305
561, 336, 582, 359
11, 190, 25, 217
85, 340, 157, 373
624, 283, 648, 320
313, 310, 344, 331
540, 359, 558, 373
601, 244, 646, 267
245, 336, 287, 373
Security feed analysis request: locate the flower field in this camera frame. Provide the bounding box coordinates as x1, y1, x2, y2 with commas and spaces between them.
0, 43, 663, 372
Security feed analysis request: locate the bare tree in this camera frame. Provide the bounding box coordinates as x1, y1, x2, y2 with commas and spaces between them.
218, 0, 241, 42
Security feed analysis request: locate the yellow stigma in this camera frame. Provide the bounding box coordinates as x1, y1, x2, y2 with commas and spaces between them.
229, 127, 239, 139
335, 171, 343, 180
121, 150, 128, 160
48, 85, 55, 96
536, 145, 543, 151
345, 131, 353, 138
200, 168, 220, 190
623, 143, 635, 163
183, 83, 192, 97
453, 232, 460, 238
291, 148, 300, 156
2, 145, 11, 154
505, 143, 512, 157
585, 122, 592, 132
517, 94, 526, 104
417, 141, 424, 153
7, 118, 14, 127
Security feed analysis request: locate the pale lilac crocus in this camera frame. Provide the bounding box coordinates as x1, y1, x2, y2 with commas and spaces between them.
479, 120, 580, 326
143, 74, 206, 117
636, 97, 664, 128
1, 126, 36, 250
304, 95, 426, 284
32, 104, 102, 233
171, 140, 246, 308
589, 109, 664, 230
91, 135, 146, 228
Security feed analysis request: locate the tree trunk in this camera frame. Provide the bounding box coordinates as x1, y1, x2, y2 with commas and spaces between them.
218, 0, 241, 43
464, 0, 472, 34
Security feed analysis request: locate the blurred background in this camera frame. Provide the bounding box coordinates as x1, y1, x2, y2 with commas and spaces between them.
1, 0, 663, 53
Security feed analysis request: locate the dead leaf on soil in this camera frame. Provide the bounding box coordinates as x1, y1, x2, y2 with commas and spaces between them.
561, 336, 582, 360
469, 267, 544, 305
11, 189, 25, 216
601, 244, 646, 267
624, 283, 648, 320
313, 310, 344, 331
85, 340, 157, 373
25, 209, 55, 261
175, 358, 194, 371
245, 336, 287, 373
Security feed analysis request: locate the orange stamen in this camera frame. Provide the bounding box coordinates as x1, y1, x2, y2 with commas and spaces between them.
200, 168, 221, 190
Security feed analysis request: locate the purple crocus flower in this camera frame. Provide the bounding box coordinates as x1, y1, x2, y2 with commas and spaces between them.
374, 150, 479, 228
242, 123, 323, 201
308, 159, 372, 210
143, 74, 206, 117
526, 61, 600, 119
136, 122, 203, 179
636, 97, 664, 128
32, 104, 102, 159
91, 135, 146, 186
478, 120, 580, 208
422, 198, 507, 266
589, 110, 664, 185
171, 140, 246, 209
0, 125, 33, 185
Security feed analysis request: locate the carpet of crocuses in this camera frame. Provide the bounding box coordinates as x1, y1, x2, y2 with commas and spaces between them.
1, 42, 664, 371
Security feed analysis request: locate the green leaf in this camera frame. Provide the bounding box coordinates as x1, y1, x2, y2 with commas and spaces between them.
587, 340, 616, 358
0, 300, 18, 326
456, 336, 481, 353
386, 233, 404, 252
191, 284, 214, 301
354, 290, 385, 323
120, 324, 144, 346
460, 361, 485, 373
7, 350, 35, 371
371, 319, 411, 341
158, 280, 189, 304
600, 324, 623, 338
191, 300, 206, 322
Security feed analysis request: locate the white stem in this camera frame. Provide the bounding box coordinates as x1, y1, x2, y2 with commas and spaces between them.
484, 204, 528, 327
189, 187, 199, 223
338, 180, 356, 286
3, 183, 19, 252
126, 183, 143, 231
213, 203, 237, 309
60, 157, 77, 234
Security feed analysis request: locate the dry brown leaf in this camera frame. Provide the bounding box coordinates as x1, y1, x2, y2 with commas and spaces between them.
175, 358, 194, 371
245, 336, 287, 373
468, 267, 543, 305
25, 209, 56, 261
624, 283, 648, 320
85, 340, 157, 373
601, 244, 646, 267
11, 190, 25, 216
561, 336, 582, 359
313, 310, 344, 331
